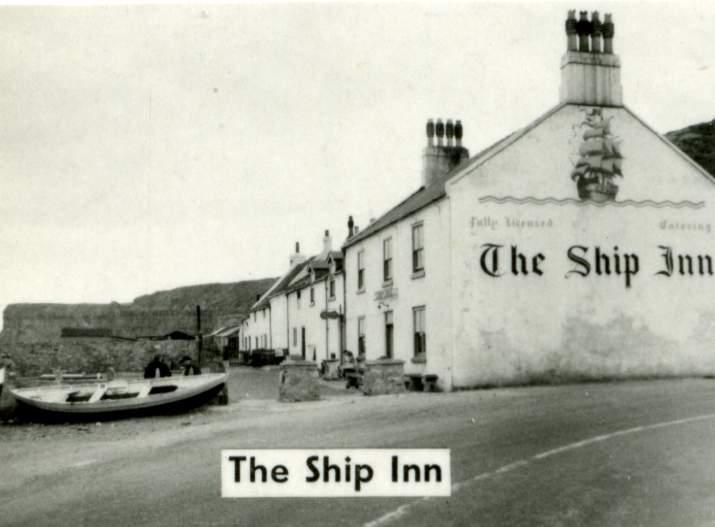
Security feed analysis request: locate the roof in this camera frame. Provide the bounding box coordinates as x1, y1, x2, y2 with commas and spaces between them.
343, 129, 519, 249
251, 257, 314, 311
213, 326, 241, 338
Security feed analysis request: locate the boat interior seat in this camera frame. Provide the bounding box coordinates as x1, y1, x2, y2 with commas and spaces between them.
88, 384, 108, 403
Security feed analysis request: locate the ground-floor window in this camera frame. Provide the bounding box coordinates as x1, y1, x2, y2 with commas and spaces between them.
413, 306, 426, 357
293, 327, 297, 347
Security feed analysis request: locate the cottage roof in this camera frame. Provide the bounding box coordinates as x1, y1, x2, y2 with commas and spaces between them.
251, 257, 314, 311
213, 326, 241, 338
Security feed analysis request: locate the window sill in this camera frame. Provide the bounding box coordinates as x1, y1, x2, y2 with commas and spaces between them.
411, 269, 425, 280
382, 280, 394, 288
356, 288, 366, 295
411, 354, 427, 364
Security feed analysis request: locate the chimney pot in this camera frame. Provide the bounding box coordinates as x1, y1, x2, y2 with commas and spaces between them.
347, 215, 354, 238
455, 120, 463, 146
576, 11, 592, 52
590, 11, 603, 53
322, 229, 332, 253
435, 119, 445, 146
602, 13, 614, 53
565, 10, 578, 51
445, 120, 454, 146
426, 119, 435, 147
295, 242, 300, 253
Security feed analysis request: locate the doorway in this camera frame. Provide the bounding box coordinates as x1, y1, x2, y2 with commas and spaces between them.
384, 311, 393, 359
301, 327, 306, 360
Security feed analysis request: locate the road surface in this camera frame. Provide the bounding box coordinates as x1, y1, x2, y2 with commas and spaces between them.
3, 378, 715, 526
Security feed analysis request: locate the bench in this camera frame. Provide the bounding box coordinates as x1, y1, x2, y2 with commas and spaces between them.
405, 374, 439, 392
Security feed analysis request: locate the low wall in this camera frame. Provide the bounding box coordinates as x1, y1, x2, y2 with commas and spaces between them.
279, 359, 320, 402
0, 338, 211, 376
362, 359, 406, 396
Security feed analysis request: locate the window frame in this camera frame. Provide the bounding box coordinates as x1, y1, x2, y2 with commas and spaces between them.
412, 222, 424, 273
357, 250, 365, 291
413, 305, 426, 358
383, 237, 393, 283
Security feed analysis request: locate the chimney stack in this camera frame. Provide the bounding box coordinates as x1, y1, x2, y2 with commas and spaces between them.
560, 10, 622, 106
322, 229, 332, 254
421, 118, 470, 187
347, 215, 355, 239
289, 241, 306, 267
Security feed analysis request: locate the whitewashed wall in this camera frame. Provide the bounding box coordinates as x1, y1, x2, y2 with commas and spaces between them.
345, 202, 454, 389
241, 305, 271, 351
286, 273, 344, 361
269, 294, 288, 352
447, 104, 715, 387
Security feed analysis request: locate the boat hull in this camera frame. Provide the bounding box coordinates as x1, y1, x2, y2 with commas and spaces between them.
11, 373, 228, 422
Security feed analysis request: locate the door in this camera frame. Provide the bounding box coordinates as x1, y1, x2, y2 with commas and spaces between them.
301, 327, 306, 360
384, 311, 394, 359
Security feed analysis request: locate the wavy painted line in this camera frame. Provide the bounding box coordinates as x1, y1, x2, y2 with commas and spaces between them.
478, 196, 705, 209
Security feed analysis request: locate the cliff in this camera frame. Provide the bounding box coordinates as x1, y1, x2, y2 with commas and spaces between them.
666, 119, 715, 177
0, 279, 275, 346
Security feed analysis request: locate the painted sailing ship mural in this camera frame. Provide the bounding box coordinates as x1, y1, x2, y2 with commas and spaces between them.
571, 108, 624, 202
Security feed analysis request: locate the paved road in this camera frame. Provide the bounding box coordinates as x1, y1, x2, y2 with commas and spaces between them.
3, 379, 715, 526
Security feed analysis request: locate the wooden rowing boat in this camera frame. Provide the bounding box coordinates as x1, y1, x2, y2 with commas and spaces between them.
3, 368, 228, 421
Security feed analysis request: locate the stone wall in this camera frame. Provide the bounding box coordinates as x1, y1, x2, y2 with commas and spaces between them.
362, 359, 406, 396
0, 338, 208, 377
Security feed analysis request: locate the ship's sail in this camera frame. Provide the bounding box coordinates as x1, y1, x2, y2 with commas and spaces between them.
572, 112, 623, 181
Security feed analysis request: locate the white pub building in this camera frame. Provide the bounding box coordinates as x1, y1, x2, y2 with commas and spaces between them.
244, 11, 715, 391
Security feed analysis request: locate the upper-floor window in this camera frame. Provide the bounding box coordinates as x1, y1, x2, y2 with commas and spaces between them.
293, 327, 297, 346
297, 290, 301, 309
413, 306, 426, 357
412, 223, 424, 273
310, 287, 315, 305
253, 312, 256, 322
329, 279, 336, 299
383, 238, 393, 282
357, 250, 365, 291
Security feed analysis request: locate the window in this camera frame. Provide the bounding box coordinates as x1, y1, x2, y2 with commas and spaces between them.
310, 287, 315, 305
253, 312, 256, 322
357, 317, 366, 358
255, 336, 259, 349
413, 306, 426, 357
293, 327, 297, 347
297, 290, 301, 309
412, 223, 424, 272
383, 238, 393, 282
357, 250, 365, 291
329, 279, 336, 299
384, 311, 394, 359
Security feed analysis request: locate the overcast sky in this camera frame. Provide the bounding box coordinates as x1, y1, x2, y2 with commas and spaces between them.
1, 1, 713, 318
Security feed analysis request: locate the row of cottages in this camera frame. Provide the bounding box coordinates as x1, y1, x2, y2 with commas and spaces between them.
242, 11, 715, 391
240, 233, 345, 363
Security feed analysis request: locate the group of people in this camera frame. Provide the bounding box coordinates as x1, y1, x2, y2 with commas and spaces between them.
143, 354, 202, 379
